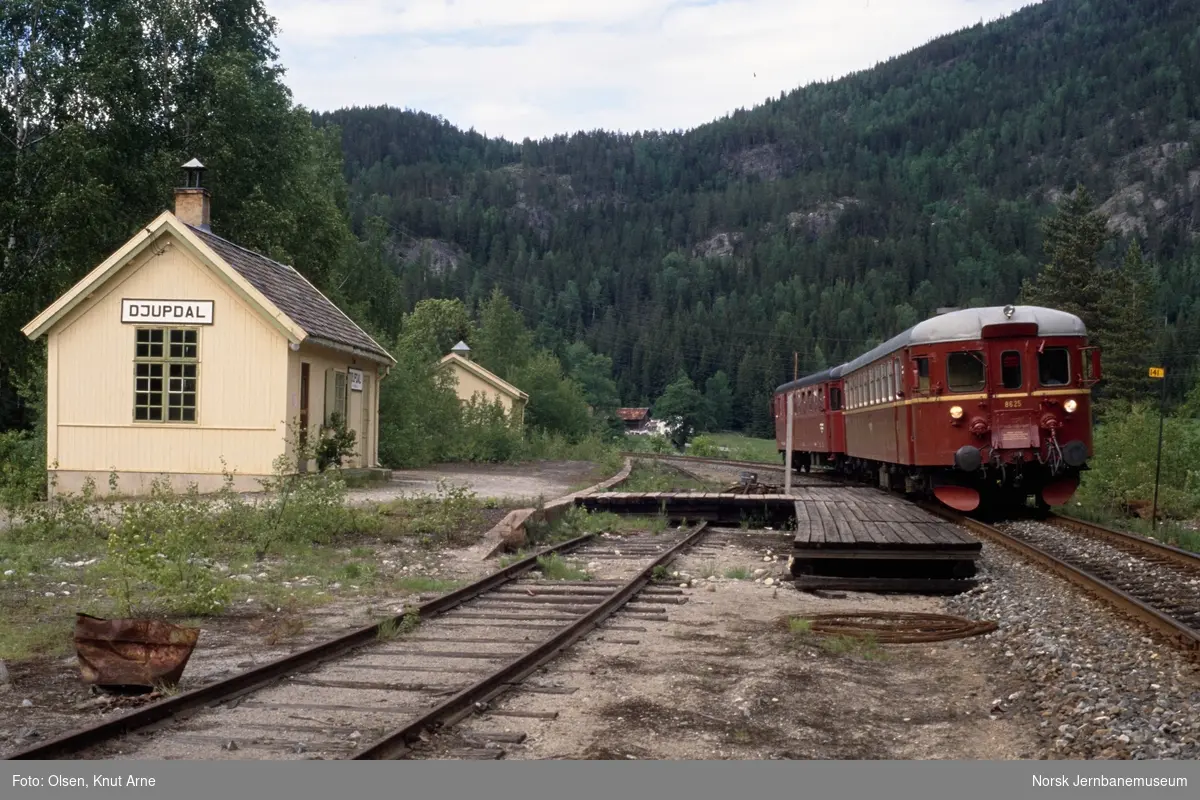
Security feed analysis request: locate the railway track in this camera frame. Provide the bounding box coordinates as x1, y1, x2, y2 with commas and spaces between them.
7, 523, 709, 761
922, 505, 1200, 656
620, 451, 786, 473
630, 452, 1200, 657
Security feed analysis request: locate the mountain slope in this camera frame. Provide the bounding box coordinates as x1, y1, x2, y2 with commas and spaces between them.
316, 0, 1200, 435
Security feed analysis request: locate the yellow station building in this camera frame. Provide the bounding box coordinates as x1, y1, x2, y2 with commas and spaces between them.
439, 342, 528, 425
21, 160, 396, 497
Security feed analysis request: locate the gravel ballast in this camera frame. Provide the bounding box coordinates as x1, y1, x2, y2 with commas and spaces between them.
946, 541, 1200, 760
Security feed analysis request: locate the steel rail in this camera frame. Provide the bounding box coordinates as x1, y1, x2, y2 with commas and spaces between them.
4, 532, 599, 761
352, 521, 710, 759
919, 502, 1200, 656
1047, 513, 1200, 571
620, 451, 786, 471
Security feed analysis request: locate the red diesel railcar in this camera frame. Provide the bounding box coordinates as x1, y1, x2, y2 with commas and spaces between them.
774, 305, 1100, 513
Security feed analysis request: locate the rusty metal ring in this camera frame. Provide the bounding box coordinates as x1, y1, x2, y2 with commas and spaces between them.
799, 611, 998, 643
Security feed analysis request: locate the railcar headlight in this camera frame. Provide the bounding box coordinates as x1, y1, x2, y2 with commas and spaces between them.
949, 405, 964, 420
1064, 399, 1077, 414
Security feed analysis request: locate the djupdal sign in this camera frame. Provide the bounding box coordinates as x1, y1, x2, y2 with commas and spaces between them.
121, 299, 214, 325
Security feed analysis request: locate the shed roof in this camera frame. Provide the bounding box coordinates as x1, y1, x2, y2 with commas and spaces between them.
617, 407, 651, 421
21, 212, 395, 366
439, 353, 529, 402
189, 226, 393, 363
775, 306, 1086, 393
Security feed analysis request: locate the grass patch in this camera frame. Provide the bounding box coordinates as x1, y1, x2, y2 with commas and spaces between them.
525, 506, 625, 546
819, 633, 887, 661
377, 606, 422, 641
786, 617, 887, 661
1064, 504, 1200, 553
724, 566, 751, 580
0, 617, 74, 661
377, 480, 486, 547
0, 453, 497, 663
536, 553, 591, 581
622, 462, 717, 493
498, 550, 531, 568
696, 433, 780, 464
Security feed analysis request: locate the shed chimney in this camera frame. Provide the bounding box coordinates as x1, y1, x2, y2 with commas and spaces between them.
174, 158, 211, 231
451, 341, 471, 361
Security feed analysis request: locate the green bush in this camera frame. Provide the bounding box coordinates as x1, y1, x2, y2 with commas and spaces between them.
247, 454, 358, 556
316, 413, 357, 472
689, 434, 719, 457
0, 430, 44, 510
379, 480, 484, 547
98, 478, 232, 616
1076, 403, 1200, 520
456, 397, 524, 462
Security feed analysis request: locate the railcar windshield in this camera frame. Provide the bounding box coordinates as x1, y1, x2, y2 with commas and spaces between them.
947, 351, 986, 392
1038, 347, 1071, 386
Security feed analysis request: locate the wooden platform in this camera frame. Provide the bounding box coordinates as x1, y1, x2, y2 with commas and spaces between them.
791, 488, 980, 553
791, 575, 980, 595
575, 492, 796, 525
788, 486, 980, 586
575, 487, 982, 592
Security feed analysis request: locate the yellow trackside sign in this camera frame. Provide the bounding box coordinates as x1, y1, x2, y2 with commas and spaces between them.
1149, 367, 1165, 379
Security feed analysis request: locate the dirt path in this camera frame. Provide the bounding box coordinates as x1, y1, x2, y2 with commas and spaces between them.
348, 461, 605, 505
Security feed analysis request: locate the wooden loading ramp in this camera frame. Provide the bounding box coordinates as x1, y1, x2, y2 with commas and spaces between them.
574, 487, 982, 594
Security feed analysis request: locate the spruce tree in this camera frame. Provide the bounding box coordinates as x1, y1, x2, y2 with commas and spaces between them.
1020, 186, 1110, 332
1095, 241, 1158, 406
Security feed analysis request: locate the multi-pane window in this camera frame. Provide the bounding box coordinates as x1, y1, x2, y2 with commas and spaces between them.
135, 328, 199, 422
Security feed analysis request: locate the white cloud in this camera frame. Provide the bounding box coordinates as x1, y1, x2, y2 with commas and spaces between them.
266, 0, 1040, 140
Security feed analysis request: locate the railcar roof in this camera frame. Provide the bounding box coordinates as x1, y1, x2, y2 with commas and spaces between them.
775, 306, 1085, 394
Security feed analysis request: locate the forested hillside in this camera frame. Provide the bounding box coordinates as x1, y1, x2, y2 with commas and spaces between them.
317, 0, 1200, 436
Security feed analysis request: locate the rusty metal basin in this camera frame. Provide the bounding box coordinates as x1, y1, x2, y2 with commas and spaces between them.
73, 613, 200, 690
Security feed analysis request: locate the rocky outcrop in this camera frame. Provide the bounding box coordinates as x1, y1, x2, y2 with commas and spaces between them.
692, 232, 743, 259
401, 238, 463, 275
787, 198, 860, 237
726, 144, 784, 182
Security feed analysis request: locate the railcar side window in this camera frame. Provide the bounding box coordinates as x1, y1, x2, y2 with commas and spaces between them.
947, 351, 985, 392
830, 388, 842, 411
915, 357, 930, 392
1039, 348, 1070, 386
1001, 350, 1023, 390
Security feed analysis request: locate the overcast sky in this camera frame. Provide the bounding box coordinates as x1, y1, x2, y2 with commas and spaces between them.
266, 0, 1041, 141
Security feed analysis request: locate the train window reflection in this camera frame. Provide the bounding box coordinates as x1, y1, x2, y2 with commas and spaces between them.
915, 358, 930, 393
1001, 350, 1022, 389
947, 352, 985, 392
1039, 348, 1070, 386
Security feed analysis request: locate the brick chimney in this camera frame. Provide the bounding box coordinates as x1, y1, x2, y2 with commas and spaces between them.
174, 158, 211, 231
